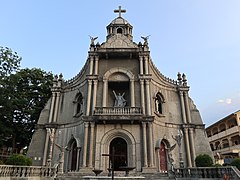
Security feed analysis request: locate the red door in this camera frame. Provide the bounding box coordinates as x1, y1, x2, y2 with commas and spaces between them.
159, 142, 167, 172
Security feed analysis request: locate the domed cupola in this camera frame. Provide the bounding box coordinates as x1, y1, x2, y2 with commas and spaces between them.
106, 6, 133, 41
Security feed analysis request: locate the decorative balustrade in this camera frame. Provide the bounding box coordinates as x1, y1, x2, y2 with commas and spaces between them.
94, 107, 142, 115
175, 166, 240, 179
0, 165, 57, 178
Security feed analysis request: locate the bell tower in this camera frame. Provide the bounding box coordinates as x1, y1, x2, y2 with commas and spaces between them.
106, 6, 133, 40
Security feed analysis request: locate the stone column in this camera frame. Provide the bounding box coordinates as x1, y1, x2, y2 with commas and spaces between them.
92, 80, 98, 113
48, 93, 56, 123
179, 91, 187, 124
102, 79, 108, 107
86, 80, 93, 116
189, 128, 196, 166
130, 79, 135, 107
94, 56, 99, 75
89, 56, 94, 75
82, 122, 89, 167
89, 122, 95, 168
184, 91, 196, 167
184, 92, 191, 123
148, 122, 154, 167
145, 80, 151, 115
139, 56, 144, 75
144, 56, 149, 74
183, 128, 192, 167
53, 92, 60, 122
140, 79, 145, 114
142, 122, 148, 167
76, 147, 81, 171
42, 129, 50, 166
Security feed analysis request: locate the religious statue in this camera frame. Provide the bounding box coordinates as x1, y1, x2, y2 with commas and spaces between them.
89, 35, 98, 46
141, 35, 150, 46
113, 90, 126, 107
172, 129, 184, 168
54, 143, 67, 174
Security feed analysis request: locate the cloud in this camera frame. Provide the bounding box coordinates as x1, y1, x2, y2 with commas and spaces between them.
217, 99, 224, 103
226, 98, 232, 104
217, 98, 232, 104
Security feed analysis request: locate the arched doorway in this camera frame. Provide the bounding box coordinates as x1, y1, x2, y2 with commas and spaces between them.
159, 142, 168, 172
70, 140, 78, 171
110, 137, 127, 170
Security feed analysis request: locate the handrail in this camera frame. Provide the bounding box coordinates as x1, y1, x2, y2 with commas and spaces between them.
175, 166, 240, 179
94, 107, 142, 115
0, 165, 57, 178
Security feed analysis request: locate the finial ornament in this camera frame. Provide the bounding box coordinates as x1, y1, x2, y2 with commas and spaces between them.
114, 6, 126, 17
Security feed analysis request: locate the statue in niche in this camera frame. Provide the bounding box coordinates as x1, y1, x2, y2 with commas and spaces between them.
113, 90, 126, 107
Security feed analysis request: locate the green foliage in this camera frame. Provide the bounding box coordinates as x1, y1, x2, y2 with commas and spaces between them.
195, 154, 213, 167
0, 160, 4, 165
213, 163, 222, 167
0, 47, 53, 151
230, 158, 240, 170
0, 46, 21, 77
5, 154, 32, 166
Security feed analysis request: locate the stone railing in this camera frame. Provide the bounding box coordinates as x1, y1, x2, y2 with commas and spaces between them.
208, 126, 239, 142
175, 166, 240, 179
0, 165, 58, 178
94, 107, 142, 115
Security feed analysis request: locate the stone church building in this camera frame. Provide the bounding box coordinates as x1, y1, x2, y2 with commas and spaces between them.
28, 6, 212, 175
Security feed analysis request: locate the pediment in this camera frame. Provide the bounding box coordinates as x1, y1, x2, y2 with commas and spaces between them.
101, 34, 138, 48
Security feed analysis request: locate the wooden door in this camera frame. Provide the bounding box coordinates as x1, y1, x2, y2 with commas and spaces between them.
159, 142, 167, 172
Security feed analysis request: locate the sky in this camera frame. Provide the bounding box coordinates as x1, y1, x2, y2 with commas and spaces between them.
1, 0, 240, 126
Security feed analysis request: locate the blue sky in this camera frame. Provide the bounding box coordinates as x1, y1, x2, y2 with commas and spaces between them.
1, 1, 240, 126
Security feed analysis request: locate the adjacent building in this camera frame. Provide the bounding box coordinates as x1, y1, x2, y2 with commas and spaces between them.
27, 6, 212, 175
206, 110, 240, 165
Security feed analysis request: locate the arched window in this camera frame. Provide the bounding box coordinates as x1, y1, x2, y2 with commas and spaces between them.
155, 93, 164, 114
74, 92, 83, 116
117, 28, 123, 34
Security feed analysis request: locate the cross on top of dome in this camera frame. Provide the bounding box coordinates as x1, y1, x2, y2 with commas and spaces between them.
114, 6, 126, 17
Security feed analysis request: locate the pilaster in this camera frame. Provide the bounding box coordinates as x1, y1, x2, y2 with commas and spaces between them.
144, 55, 149, 74
142, 122, 148, 167
145, 79, 151, 115
102, 79, 108, 107
130, 79, 135, 107
86, 80, 93, 116
183, 128, 192, 167
189, 128, 196, 166
92, 80, 98, 113
140, 79, 145, 114
82, 122, 89, 167
148, 122, 154, 167
88, 122, 95, 168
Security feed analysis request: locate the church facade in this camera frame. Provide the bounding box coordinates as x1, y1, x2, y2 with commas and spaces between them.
27, 6, 212, 175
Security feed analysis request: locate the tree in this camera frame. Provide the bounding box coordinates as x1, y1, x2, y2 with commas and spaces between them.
230, 158, 240, 170
1, 68, 53, 151
0, 46, 21, 77
0, 47, 53, 152
5, 154, 32, 166
0, 46, 21, 148
195, 154, 213, 167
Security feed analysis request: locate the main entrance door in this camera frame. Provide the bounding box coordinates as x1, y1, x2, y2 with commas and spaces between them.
159, 142, 168, 172
110, 137, 127, 170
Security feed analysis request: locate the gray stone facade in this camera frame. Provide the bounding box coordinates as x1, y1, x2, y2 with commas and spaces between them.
27, 6, 212, 175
